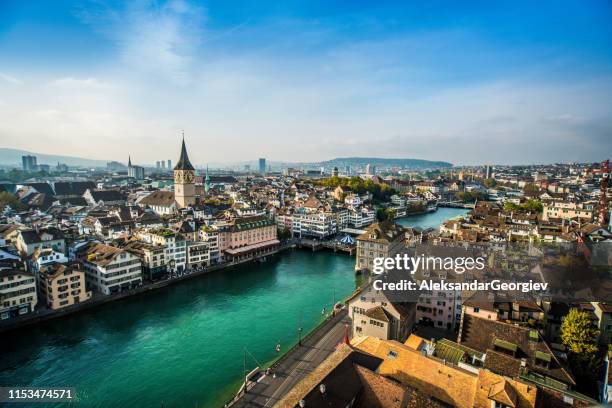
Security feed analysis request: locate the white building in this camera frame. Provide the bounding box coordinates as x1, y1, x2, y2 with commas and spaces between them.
82, 243, 142, 295
0, 269, 37, 319
292, 212, 338, 239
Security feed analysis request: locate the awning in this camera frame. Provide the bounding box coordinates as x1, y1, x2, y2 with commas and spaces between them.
225, 239, 280, 255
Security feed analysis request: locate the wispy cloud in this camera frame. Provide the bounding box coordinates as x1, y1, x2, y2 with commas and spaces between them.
0, 73, 24, 85
76, 0, 206, 85
48, 77, 107, 89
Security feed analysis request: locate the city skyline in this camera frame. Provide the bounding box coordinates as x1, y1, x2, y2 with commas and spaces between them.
1, 0, 611, 165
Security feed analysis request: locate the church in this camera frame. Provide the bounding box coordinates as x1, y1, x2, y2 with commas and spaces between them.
138, 137, 197, 214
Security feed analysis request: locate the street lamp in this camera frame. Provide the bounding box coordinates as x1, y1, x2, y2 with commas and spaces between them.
298, 326, 303, 346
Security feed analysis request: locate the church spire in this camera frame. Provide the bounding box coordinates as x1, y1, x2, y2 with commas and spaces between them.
174, 132, 194, 171
128, 155, 132, 167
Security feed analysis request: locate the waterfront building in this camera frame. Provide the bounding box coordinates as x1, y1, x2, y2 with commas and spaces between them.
199, 228, 221, 265
355, 221, 404, 273
136, 229, 187, 272
291, 212, 337, 239
39, 263, 91, 310
16, 227, 66, 257
0, 269, 37, 319
81, 243, 143, 295
122, 240, 168, 281
347, 207, 375, 228
174, 137, 196, 208
347, 281, 416, 342
217, 215, 279, 261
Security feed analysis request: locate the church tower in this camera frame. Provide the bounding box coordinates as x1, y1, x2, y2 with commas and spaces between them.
174, 135, 196, 208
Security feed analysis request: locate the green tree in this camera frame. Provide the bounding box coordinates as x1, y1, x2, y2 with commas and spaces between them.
0, 192, 27, 211
483, 178, 497, 188
561, 308, 601, 393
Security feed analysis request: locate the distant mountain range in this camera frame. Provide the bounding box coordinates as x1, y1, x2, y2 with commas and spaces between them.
0, 148, 452, 170
321, 157, 453, 169
0, 148, 108, 168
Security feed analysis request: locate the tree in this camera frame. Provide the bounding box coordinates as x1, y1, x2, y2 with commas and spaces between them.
0, 192, 27, 211
561, 308, 601, 393
483, 178, 497, 188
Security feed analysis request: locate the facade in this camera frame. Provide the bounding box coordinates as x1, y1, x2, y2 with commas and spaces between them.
139, 191, 177, 215
291, 212, 337, 239
217, 216, 279, 260
258, 158, 266, 174
39, 263, 91, 310
0, 269, 37, 319
123, 241, 168, 281
173, 137, 196, 208
347, 281, 416, 342
81, 243, 143, 295
137, 229, 187, 272
355, 221, 405, 273
16, 228, 66, 257
22, 155, 37, 171
542, 200, 595, 222
127, 156, 145, 179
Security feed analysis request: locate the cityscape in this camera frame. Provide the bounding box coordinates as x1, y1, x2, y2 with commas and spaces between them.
1, 1, 611, 408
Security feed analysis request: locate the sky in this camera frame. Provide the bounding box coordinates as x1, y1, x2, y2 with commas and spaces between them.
0, 0, 611, 166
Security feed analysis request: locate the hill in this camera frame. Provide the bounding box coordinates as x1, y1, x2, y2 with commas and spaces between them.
0, 148, 108, 168
322, 157, 452, 169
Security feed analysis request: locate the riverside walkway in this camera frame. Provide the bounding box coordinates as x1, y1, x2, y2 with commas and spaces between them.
227, 309, 350, 408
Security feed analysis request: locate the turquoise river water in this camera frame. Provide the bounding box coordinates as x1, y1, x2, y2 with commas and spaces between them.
0, 208, 467, 407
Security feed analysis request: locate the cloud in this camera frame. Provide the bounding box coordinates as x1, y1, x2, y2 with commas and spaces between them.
48, 77, 107, 89
76, 0, 206, 85
0, 73, 23, 85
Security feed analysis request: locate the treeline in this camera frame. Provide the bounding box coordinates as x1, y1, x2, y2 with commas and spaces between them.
503, 199, 543, 213
319, 176, 396, 201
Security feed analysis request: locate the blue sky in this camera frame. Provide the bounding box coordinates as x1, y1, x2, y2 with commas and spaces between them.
0, 0, 610, 165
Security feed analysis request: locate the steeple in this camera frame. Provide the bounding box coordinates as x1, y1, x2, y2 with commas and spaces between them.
128, 155, 132, 167
205, 165, 210, 193
174, 132, 194, 171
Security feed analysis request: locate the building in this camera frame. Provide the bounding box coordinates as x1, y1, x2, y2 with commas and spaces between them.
83, 189, 126, 206
542, 200, 595, 222
137, 229, 187, 272
347, 281, 416, 342
127, 156, 145, 179
204, 166, 211, 194
173, 137, 196, 208
138, 191, 177, 215
259, 158, 266, 174
217, 216, 279, 261
16, 227, 65, 257
81, 243, 142, 295
122, 240, 168, 281
39, 263, 91, 310
0, 269, 37, 319
485, 164, 492, 179
167, 159, 171, 169
351, 335, 539, 408
355, 221, 405, 273
22, 155, 37, 171
332, 166, 339, 177
292, 212, 338, 239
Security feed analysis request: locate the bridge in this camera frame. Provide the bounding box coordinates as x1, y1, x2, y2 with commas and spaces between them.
297, 238, 356, 255
437, 201, 475, 209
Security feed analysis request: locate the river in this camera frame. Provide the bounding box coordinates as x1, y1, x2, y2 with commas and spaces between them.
0, 208, 468, 407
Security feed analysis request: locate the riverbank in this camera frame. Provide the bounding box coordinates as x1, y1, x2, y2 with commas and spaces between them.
0, 250, 359, 408
0, 242, 291, 334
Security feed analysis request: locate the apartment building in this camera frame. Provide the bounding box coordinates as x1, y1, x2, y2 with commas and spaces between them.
0, 269, 37, 319
542, 200, 595, 222
81, 243, 142, 295
217, 216, 279, 261
122, 240, 168, 281
347, 281, 416, 342
137, 229, 187, 272
355, 221, 405, 273
291, 212, 338, 239
15, 227, 65, 257
39, 263, 91, 310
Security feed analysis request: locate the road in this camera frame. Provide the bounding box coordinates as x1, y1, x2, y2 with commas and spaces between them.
228, 310, 350, 408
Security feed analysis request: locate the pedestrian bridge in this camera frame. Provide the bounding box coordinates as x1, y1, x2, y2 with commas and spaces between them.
339, 228, 366, 235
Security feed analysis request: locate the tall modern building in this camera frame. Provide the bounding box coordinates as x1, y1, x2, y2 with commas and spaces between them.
365, 163, 375, 175
161, 160, 166, 169
156, 161, 161, 170
127, 156, 145, 179
485, 165, 492, 179
259, 158, 266, 174
167, 160, 171, 169
204, 166, 211, 194
174, 137, 196, 208
22, 155, 37, 171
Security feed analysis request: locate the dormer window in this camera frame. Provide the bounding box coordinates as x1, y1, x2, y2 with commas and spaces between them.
493, 339, 517, 357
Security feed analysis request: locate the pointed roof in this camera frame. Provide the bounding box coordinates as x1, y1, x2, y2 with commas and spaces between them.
128, 155, 132, 167
174, 135, 194, 171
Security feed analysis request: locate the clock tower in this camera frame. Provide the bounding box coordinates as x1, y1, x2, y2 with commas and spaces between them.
174, 135, 196, 208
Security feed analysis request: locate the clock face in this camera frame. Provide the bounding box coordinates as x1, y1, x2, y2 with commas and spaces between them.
174, 171, 183, 183
185, 171, 194, 183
